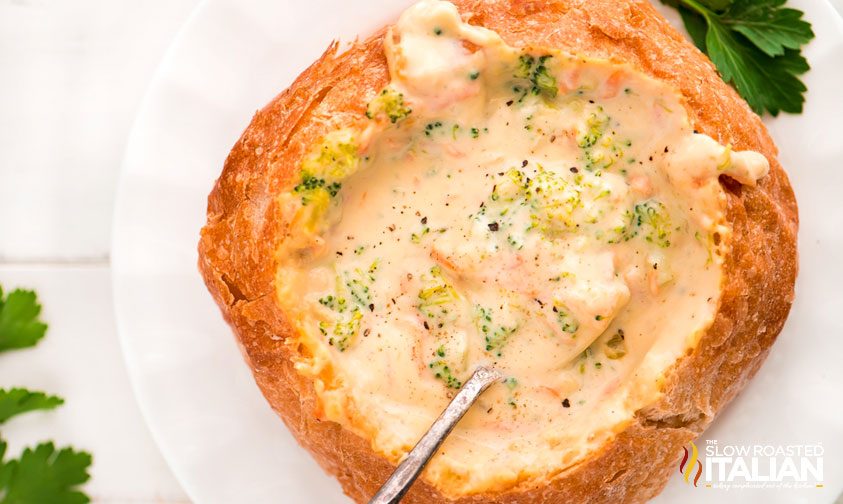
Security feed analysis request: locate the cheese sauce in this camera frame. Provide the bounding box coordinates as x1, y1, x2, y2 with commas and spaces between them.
275, 0, 768, 495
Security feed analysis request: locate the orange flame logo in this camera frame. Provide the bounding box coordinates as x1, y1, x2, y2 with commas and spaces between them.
679, 441, 703, 487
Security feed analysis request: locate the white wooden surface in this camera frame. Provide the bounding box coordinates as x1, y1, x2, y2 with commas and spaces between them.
0, 0, 200, 501
0, 266, 188, 503
0, 0, 841, 502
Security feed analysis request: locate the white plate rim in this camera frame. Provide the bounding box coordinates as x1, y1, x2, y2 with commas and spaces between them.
111, 1, 843, 502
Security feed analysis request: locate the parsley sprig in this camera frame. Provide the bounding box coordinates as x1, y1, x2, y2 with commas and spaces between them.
0, 440, 92, 504
0, 388, 64, 424
662, 0, 815, 116
0, 287, 48, 352
0, 284, 92, 502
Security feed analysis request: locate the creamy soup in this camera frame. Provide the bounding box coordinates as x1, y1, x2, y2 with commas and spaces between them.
275, 0, 768, 495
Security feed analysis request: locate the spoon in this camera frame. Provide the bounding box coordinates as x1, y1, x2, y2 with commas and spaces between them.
368, 366, 504, 504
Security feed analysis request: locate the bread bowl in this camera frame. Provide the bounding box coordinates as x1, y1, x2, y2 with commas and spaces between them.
197, 0, 798, 501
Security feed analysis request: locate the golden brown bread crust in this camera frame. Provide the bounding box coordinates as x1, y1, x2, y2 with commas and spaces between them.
197, 0, 798, 502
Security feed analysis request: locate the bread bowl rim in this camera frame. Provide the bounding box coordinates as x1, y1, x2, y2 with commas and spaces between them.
197, 1, 799, 501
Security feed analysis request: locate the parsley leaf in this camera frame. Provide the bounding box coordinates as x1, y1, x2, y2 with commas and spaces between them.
0, 439, 92, 504
0, 388, 64, 424
678, 4, 709, 51
0, 287, 48, 352
697, 0, 733, 11
0, 441, 12, 490
0, 285, 91, 501
661, 0, 734, 15
662, 0, 815, 116
721, 0, 814, 57
706, 21, 809, 115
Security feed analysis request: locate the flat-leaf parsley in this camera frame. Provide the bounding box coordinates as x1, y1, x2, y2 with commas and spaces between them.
0, 439, 92, 504
0, 388, 65, 424
0, 287, 48, 352
0, 282, 92, 502
662, 0, 814, 115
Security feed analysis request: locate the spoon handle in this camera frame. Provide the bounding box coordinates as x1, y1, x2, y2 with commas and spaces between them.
368, 366, 503, 504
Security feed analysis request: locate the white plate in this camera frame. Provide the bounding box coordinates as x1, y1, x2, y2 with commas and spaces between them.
112, 1, 843, 502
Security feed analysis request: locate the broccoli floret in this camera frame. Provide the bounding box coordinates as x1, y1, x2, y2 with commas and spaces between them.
417, 266, 461, 329
475, 305, 518, 357
512, 54, 558, 101
293, 128, 360, 229
366, 87, 412, 124
635, 200, 673, 248
429, 359, 462, 389
553, 303, 579, 334
604, 329, 627, 360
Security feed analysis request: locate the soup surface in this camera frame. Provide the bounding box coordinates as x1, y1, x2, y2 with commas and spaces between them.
275, 0, 768, 494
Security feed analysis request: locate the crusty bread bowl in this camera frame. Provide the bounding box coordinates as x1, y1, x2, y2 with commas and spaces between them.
198, 0, 798, 502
